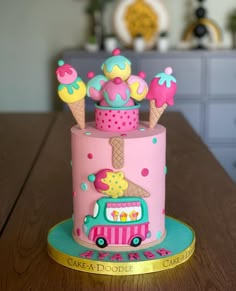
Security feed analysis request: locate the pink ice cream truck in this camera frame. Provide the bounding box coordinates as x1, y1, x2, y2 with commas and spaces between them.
83, 197, 150, 248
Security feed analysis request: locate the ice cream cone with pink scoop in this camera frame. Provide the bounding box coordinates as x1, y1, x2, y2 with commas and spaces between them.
88, 169, 150, 198
146, 67, 177, 128
56, 60, 86, 129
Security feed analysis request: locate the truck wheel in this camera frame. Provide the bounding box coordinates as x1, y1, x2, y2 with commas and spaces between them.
130, 237, 142, 247
96, 237, 108, 248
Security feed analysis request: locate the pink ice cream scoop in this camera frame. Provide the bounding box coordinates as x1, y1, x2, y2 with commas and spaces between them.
88, 169, 111, 193
56, 60, 77, 84
99, 98, 134, 107
146, 67, 177, 108
102, 77, 131, 107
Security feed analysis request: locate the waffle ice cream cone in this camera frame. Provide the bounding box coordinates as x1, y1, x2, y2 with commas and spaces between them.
68, 99, 85, 129
111, 210, 119, 221
129, 210, 139, 221
149, 100, 167, 129
120, 212, 128, 221
109, 137, 124, 169
56, 60, 87, 129
123, 179, 150, 197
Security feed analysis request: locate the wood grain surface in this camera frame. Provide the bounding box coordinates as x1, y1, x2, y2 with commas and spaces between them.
0, 112, 235, 291
0, 114, 55, 233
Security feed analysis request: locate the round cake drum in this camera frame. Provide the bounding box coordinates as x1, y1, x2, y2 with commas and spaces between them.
47, 216, 195, 275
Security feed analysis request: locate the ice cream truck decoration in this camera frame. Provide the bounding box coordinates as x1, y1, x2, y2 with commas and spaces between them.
83, 196, 150, 248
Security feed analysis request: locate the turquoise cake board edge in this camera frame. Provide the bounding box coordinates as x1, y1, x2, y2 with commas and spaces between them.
47, 216, 195, 276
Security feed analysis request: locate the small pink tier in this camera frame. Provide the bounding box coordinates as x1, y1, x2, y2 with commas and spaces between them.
95, 104, 140, 132
71, 122, 166, 249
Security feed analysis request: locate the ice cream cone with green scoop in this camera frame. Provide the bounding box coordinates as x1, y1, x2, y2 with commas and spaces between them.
56, 60, 86, 129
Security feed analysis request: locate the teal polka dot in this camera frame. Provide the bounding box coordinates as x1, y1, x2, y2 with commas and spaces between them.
156, 231, 162, 239
80, 183, 88, 191
152, 137, 158, 144
139, 127, 145, 131
146, 231, 151, 238
88, 174, 96, 182
85, 132, 91, 136
58, 60, 64, 66
164, 166, 168, 175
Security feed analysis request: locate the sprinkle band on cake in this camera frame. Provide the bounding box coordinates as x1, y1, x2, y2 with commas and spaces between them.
48, 48, 195, 274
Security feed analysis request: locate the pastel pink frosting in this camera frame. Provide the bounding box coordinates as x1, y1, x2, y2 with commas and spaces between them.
93, 169, 112, 192
102, 77, 131, 107
56, 62, 77, 84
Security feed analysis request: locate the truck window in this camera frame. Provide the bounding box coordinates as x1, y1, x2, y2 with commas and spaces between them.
106, 201, 142, 222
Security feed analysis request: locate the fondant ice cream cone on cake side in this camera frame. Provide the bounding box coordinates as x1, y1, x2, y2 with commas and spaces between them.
123, 178, 150, 198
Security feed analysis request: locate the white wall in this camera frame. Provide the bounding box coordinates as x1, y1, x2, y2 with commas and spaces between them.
0, 0, 235, 112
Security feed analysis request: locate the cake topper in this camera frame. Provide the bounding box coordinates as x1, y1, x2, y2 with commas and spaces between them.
147, 67, 177, 129
56, 49, 177, 130
56, 60, 86, 129
126, 71, 148, 102
101, 48, 132, 81
87, 72, 108, 101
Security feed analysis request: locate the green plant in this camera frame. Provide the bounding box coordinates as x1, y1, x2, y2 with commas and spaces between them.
87, 35, 97, 44
227, 9, 236, 32
159, 31, 168, 38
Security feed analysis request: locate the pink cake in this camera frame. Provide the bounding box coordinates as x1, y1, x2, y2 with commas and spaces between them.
55, 49, 177, 250
71, 122, 166, 248
47, 49, 195, 274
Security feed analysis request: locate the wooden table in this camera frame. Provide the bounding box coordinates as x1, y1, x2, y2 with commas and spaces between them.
0, 112, 235, 291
